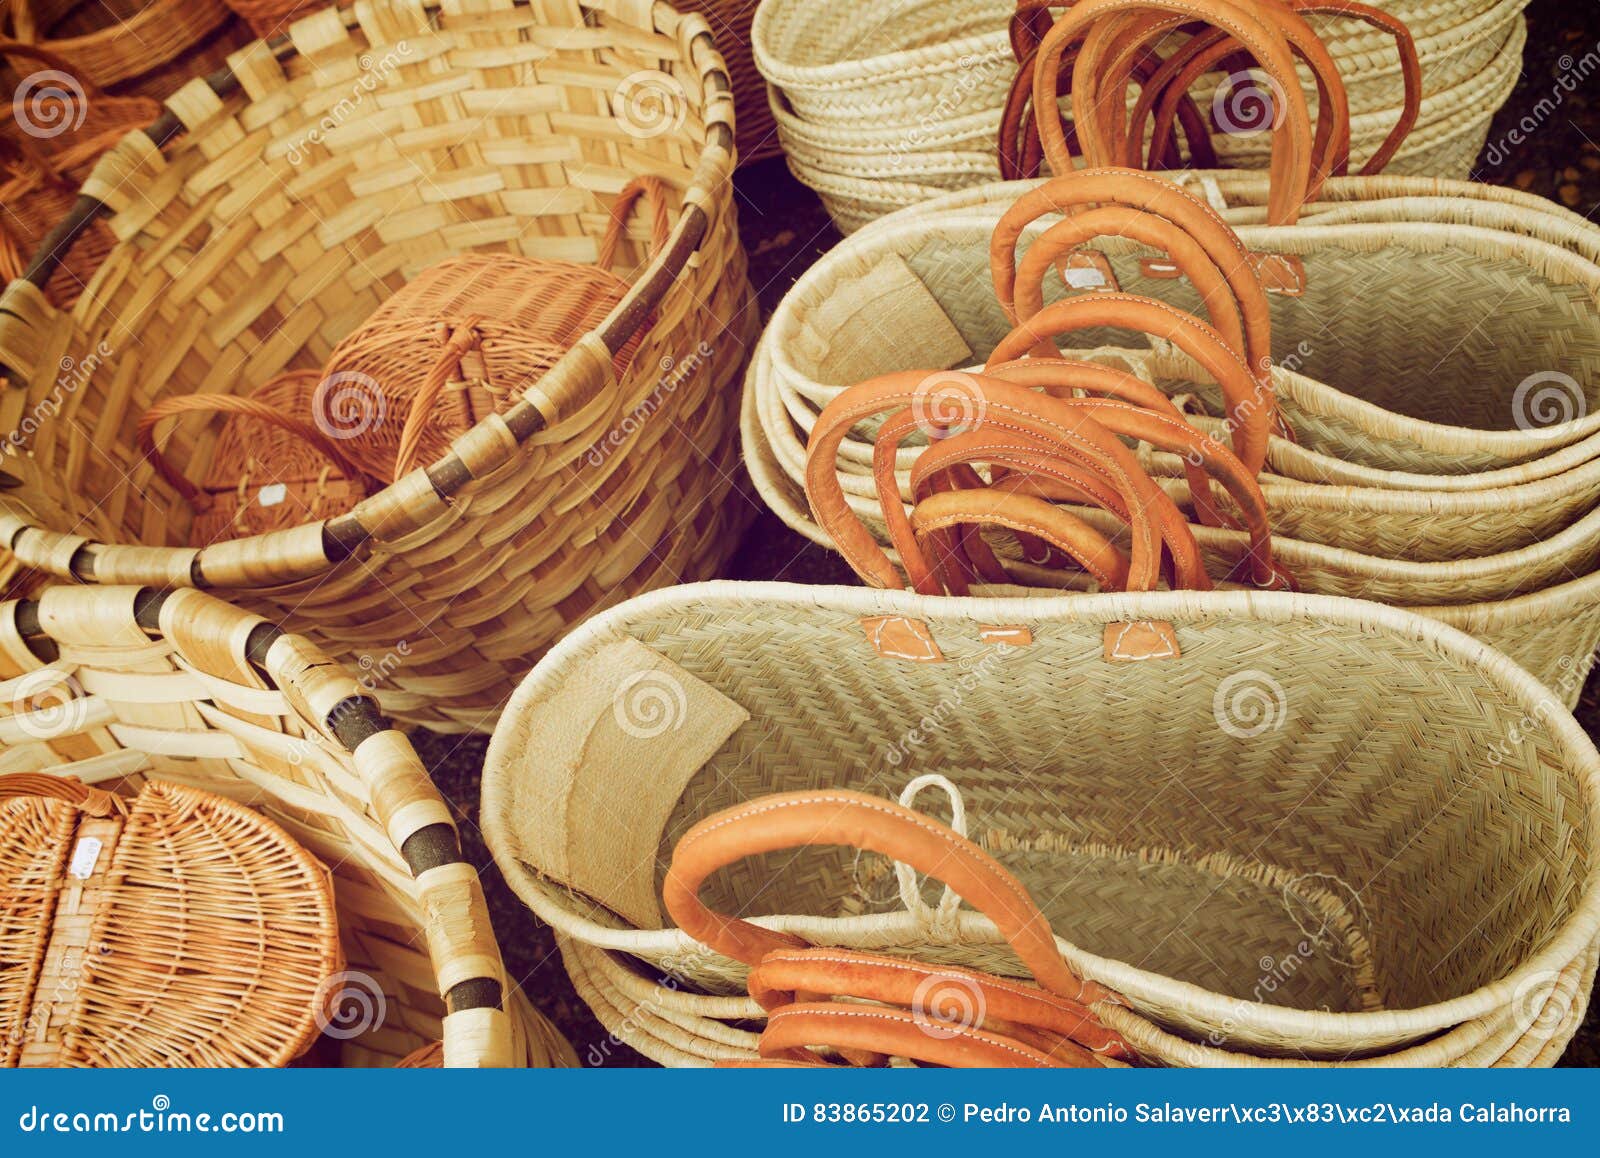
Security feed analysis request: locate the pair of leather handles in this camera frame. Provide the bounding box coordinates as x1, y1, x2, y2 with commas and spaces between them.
664, 789, 1135, 1067
134, 176, 673, 505
1000, 0, 1422, 223
805, 168, 1295, 597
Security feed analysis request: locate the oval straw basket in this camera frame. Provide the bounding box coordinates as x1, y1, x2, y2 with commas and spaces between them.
0, 0, 755, 733
482, 581, 1600, 1066
0, 585, 574, 1067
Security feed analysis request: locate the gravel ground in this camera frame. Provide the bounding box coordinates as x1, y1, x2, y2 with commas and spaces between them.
421, 0, 1600, 1068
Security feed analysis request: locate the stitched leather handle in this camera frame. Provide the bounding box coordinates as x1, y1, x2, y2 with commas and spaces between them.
989, 169, 1274, 384
985, 293, 1277, 477
663, 789, 1118, 1008
0, 773, 124, 817
137, 372, 382, 504
1032, 0, 1314, 224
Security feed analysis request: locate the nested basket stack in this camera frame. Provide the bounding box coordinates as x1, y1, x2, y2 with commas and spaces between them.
0, 585, 574, 1067
482, 582, 1600, 1066
0, 0, 756, 732
754, 0, 1529, 233
744, 162, 1600, 707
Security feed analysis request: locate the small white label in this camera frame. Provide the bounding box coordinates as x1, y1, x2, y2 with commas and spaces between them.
257, 483, 289, 508
1063, 266, 1108, 290
69, 837, 103, 880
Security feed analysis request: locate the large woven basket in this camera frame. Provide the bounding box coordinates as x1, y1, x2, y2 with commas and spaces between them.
0, 585, 574, 1067
482, 581, 1600, 1066
0, 0, 755, 733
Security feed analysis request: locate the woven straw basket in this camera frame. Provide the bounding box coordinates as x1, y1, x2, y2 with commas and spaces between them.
1, 0, 238, 90
0, 0, 754, 732
2, 773, 342, 1066
0, 585, 574, 1067
482, 581, 1600, 1066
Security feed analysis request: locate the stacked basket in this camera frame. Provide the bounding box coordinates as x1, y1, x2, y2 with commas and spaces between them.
754, 0, 1529, 232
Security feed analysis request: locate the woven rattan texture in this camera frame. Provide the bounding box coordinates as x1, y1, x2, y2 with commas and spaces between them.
0, 0, 755, 732
0, 586, 574, 1066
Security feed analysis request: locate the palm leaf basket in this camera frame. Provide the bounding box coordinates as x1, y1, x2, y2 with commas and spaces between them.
0, 585, 574, 1067
481, 581, 1600, 1066
0, 0, 755, 733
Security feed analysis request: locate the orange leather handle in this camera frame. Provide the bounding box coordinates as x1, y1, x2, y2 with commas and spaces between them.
808, 371, 1173, 594
989, 168, 1274, 385
0, 773, 124, 817
663, 789, 1120, 1008
985, 293, 1278, 477
1034, 0, 1314, 224
137, 372, 381, 505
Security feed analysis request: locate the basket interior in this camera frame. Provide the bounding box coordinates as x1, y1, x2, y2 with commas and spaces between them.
543, 597, 1599, 1020
759, 0, 1008, 70
781, 217, 1600, 438
11, 0, 711, 551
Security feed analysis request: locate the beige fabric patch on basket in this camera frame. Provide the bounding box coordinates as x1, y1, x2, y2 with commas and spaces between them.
797, 255, 972, 382
504, 638, 748, 930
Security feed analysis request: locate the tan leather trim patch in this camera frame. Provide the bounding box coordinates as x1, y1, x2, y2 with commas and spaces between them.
861, 616, 945, 663
979, 625, 1033, 647
1250, 252, 1306, 296
1103, 620, 1181, 662
1138, 256, 1183, 280
1056, 249, 1120, 294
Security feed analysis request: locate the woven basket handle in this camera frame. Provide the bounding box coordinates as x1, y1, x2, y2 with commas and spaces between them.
388, 175, 675, 478
985, 292, 1277, 477
596, 175, 673, 271
0, 773, 124, 816
137, 385, 382, 506
0, 38, 110, 101
663, 789, 1119, 1009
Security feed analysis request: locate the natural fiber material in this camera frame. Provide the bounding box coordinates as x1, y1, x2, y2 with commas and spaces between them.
1, 775, 341, 1067
0, 0, 753, 732
218, 0, 328, 37
483, 580, 1600, 1066
1, 0, 234, 89
676, 0, 778, 164
0, 42, 159, 308
0, 585, 576, 1067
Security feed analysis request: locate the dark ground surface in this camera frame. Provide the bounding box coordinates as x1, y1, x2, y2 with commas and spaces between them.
421, 0, 1600, 1068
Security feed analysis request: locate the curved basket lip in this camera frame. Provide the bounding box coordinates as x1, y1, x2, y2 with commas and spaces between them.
750, 0, 1011, 90
483, 578, 1600, 1054
0, 0, 736, 590
762, 184, 1600, 460
480, 575, 1600, 1049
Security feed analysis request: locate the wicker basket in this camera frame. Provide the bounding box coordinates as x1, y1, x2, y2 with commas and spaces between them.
2, 773, 341, 1066
0, 0, 755, 733
482, 580, 1600, 1065
0, 0, 235, 90
0, 42, 159, 308
0, 585, 575, 1067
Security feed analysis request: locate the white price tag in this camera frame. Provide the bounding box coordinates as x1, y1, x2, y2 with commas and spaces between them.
69, 837, 103, 880
257, 483, 289, 508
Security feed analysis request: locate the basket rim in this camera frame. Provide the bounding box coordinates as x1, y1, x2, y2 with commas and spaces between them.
4, 584, 527, 1066
481, 578, 1600, 1054
0, 0, 738, 591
